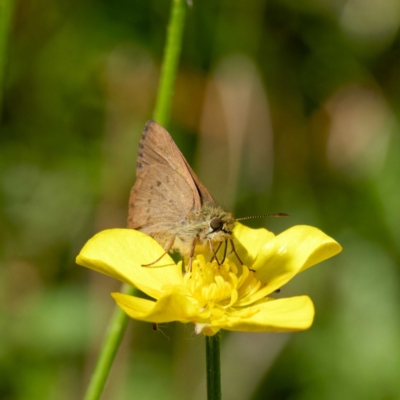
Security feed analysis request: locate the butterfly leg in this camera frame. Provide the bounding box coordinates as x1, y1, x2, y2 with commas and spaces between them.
229, 239, 244, 265
208, 239, 222, 266
187, 236, 198, 272
141, 235, 176, 267
210, 242, 223, 263
229, 240, 256, 271
222, 240, 228, 263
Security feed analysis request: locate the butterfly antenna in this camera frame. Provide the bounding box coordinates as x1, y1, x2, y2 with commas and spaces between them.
236, 213, 289, 221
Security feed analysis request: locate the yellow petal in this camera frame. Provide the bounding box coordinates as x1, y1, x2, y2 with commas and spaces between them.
76, 229, 183, 299
212, 296, 314, 332
232, 223, 275, 266
112, 290, 199, 323
253, 225, 342, 292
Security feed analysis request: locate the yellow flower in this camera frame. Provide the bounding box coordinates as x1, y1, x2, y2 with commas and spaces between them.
76, 223, 341, 336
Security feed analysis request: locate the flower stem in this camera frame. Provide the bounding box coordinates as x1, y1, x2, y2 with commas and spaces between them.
84, 284, 136, 400
152, 0, 187, 127
0, 0, 15, 114
206, 333, 222, 400
83, 1, 187, 399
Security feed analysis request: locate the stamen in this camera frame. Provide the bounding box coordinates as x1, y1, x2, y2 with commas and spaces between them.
184, 255, 263, 318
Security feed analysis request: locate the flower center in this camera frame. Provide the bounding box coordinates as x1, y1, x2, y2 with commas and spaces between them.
183, 255, 262, 315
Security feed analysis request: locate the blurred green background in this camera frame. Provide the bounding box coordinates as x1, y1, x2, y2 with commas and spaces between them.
2, 0, 400, 399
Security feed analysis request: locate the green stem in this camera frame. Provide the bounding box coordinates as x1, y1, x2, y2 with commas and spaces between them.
0, 0, 15, 113
83, 1, 187, 399
84, 284, 136, 400
152, 0, 187, 127
206, 333, 222, 400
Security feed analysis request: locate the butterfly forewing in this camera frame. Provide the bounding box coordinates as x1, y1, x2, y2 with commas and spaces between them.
128, 121, 215, 246
180, 156, 216, 205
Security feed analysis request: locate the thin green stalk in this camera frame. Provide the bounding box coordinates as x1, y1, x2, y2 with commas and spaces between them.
83, 1, 187, 399
152, 0, 187, 127
0, 0, 15, 112
206, 333, 222, 400
84, 284, 136, 400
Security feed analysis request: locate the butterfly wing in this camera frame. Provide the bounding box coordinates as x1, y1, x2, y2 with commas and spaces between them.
180, 154, 216, 205
128, 121, 216, 243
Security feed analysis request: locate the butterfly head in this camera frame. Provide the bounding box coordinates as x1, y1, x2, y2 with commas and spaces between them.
202, 206, 235, 242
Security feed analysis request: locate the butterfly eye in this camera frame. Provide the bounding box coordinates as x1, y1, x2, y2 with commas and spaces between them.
210, 217, 223, 231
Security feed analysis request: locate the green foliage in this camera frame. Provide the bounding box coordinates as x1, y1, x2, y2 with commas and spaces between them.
2, 0, 400, 399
